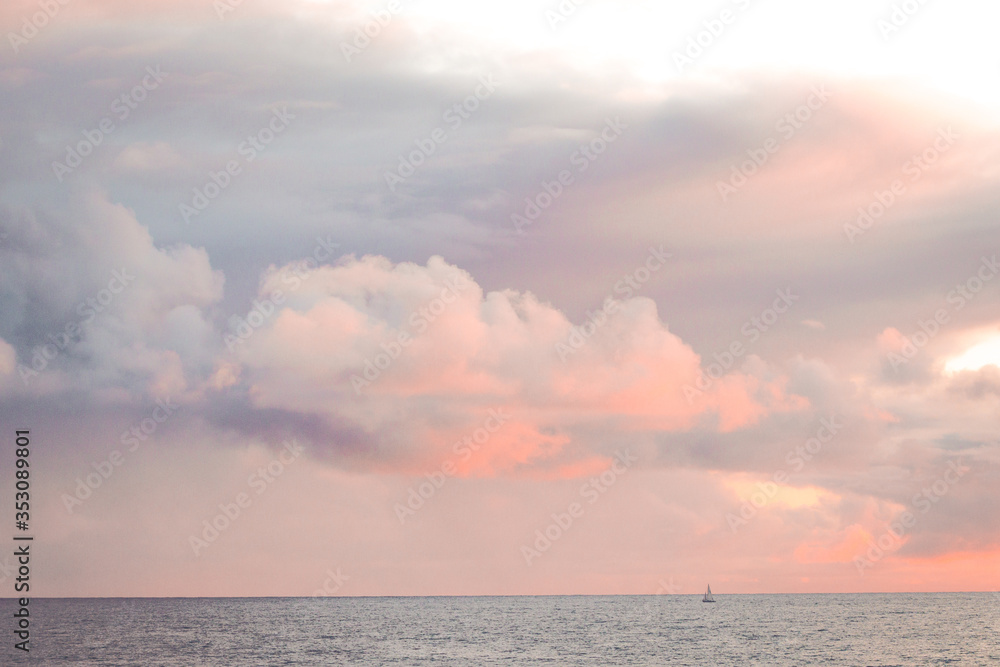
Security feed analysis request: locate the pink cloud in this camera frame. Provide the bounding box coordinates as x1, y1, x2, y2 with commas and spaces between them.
230, 254, 809, 476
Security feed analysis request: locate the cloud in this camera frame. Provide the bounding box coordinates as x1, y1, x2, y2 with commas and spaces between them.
5, 0, 1000, 595
0, 191, 223, 396
113, 141, 186, 172
221, 253, 808, 475
0, 190, 817, 478
946, 365, 1000, 400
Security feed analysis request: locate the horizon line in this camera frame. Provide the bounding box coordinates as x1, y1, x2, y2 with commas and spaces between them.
5, 590, 997, 600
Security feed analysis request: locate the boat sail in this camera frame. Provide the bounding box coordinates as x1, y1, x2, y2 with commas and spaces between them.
702, 584, 715, 603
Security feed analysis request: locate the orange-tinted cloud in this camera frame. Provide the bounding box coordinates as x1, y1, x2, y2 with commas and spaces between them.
229, 254, 808, 476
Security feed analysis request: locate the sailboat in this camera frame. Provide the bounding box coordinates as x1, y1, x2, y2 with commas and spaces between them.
702, 584, 715, 603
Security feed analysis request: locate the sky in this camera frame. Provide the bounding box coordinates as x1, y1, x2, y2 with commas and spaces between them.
0, 0, 998, 597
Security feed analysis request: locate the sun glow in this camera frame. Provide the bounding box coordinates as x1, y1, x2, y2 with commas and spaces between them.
726, 478, 837, 510
299, 0, 1000, 112
945, 337, 1000, 374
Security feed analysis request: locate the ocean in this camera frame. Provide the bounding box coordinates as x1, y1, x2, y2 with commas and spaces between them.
4, 593, 997, 665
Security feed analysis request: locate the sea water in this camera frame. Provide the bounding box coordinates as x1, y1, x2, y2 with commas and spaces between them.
4, 593, 998, 665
